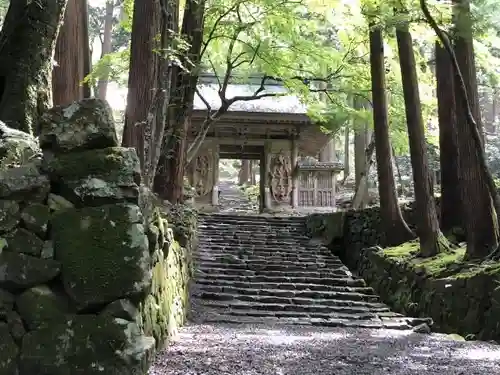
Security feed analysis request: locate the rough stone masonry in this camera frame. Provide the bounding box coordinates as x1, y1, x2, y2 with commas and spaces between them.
0, 99, 171, 375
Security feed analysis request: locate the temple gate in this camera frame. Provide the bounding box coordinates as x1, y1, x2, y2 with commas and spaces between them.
185, 74, 344, 212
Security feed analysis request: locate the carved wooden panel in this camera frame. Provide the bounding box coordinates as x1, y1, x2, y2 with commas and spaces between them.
269, 151, 292, 203
189, 149, 215, 197
297, 170, 335, 207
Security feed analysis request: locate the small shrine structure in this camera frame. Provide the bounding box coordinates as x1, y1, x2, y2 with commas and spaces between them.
186, 74, 344, 211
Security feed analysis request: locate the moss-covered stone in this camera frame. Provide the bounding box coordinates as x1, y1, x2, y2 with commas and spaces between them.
0, 162, 50, 201
20, 315, 155, 375
16, 285, 72, 330
0, 322, 18, 375
38, 98, 118, 153
40, 240, 54, 259
0, 252, 61, 291
0, 289, 14, 320
6, 228, 44, 256
101, 299, 138, 322
21, 203, 50, 237
138, 211, 193, 350
45, 147, 141, 206
47, 193, 74, 211
51, 203, 150, 309
0, 121, 40, 171
7, 310, 26, 343
0, 200, 20, 233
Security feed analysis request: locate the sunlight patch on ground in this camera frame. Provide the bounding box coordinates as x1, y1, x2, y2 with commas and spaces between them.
453, 347, 500, 362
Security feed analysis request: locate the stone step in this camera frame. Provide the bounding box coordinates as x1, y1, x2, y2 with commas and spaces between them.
194, 258, 345, 268
194, 304, 403, 321
194, 261, 347, 271
195, 291, 384, 308
198, 299, 391, 315
200, 215, 306, 223
196, 267, 351, 278
196, 313, 413, 330
198, 239, 311, 246
196, 251, 335, 261
195, 278, 371, 292
195, 285, 380, 302
197, 243, 330, 252
197, 273, 362, 286
198, 273, 365, 286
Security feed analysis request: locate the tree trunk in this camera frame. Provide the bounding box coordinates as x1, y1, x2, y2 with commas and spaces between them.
343, 125, 350, 181
0, 0, 68, 134
435, 41, 462, 233
396, 23, 448, 256
81, 0, 92, 99
154, 0, 205, 203
238, 159, 250, 185
352, 132, 375, 210
53, 0, 91, 106
122, 0, 160, 168
369, 24, 414, 245
353, 98, 369, 208
97, 0, 115, 100
452, 0, 484, 143
452, 1, 499, 258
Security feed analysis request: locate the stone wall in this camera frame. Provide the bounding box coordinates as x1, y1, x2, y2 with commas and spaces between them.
0, 99, 196, 374
306, 204, 500, 342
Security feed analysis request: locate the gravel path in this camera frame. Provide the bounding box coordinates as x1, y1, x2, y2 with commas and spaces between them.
149, 323, 500, 375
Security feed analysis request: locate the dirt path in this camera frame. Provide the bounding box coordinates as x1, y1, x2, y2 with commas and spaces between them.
149, 323, 500, 375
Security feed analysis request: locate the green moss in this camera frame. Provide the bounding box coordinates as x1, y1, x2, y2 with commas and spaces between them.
138, 206, 193, 350
45, 147, 140, 183
382, 240, 500, 279
51, 203, 150, 308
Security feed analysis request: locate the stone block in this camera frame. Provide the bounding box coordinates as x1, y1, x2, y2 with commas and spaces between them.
38, 98, 118, 153
6, 228, 44, 256
16, 285, 72, 330
0, 163, 50, 201
51, 203, 150, 310
44, 147, 141, 206
0, 252, 61, 291
20, 315, 155, 375
21, 203, 50, 238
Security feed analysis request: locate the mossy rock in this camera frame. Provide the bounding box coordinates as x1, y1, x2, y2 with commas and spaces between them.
51, 203, 150, 310
44, 147, 141, 207
101, 299, 138, 322
6, 228, 44, 256
0, 289, 14, 320
16, 285, 72, 330
0, 322, 18, 374
0, 162, 50, 201
21, 203, 50, 237
0, 252, 61, 291
20, 315, 155, 375
0, 200, 20, 233
38, 98, 118, 153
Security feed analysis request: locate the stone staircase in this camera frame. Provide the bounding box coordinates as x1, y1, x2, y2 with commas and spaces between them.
192, 213, 428, 329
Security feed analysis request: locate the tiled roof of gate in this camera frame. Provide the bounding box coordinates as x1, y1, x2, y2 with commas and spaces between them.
193, 83, 308, 114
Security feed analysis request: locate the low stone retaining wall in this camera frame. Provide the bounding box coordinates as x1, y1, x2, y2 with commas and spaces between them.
0, 99, 197, 374
306, 207, 500, 341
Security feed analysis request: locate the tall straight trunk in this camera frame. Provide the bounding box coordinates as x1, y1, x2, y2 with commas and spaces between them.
452, 0, 484, 143
369, 24, 414, 245
81, 0, 92, 98
154, 0, 205, 203
53, 0, 91, 106
239, 160, 250, 185
435, 41, 462, 233
0, 0, 68, 134
343, 125, 350, 180
122, 0, 160, 169
452, 1, 498, 258
97, 0, 115, 100
353, 98, 370, 208
396, 23, 447, 256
